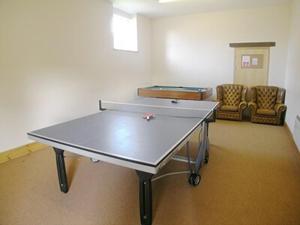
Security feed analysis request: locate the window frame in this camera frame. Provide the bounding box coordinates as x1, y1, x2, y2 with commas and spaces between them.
112, 9, 138, 53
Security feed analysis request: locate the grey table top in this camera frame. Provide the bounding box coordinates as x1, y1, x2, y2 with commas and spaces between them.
28, 98, 218, 172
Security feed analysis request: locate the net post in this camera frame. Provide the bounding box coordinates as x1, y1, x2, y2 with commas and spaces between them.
99, 100, 106, 111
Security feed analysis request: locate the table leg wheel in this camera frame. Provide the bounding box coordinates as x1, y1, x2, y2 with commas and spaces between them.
188, 173, 201, 186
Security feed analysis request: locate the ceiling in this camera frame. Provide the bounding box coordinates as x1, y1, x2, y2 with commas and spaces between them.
111, 0, 291, 18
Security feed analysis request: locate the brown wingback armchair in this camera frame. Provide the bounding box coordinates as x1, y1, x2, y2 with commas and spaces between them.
216, 84, 247, 121
249, 86, 287, 125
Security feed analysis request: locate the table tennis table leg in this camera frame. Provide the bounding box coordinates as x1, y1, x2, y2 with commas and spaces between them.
53, 148, 69, 193
136, 171, 153, 225
204, 109, 216, 163
195, 121, 208, 174
205, 121, 210, 163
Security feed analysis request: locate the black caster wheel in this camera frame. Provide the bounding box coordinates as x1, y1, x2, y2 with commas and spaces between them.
188, 173, 201, 186
205, 151, 209, 164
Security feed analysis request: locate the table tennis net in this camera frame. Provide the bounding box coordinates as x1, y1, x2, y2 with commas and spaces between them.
100, 100, 212, 119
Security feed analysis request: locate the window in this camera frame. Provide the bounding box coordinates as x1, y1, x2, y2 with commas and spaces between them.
112, 10, 138, 52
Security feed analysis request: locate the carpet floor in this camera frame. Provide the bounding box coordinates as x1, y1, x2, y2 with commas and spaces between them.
0, 120, 300, 225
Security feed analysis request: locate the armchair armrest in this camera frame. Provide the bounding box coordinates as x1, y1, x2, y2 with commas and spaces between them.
274, 103, 287, 114
238, 101, 247, 112
216, 85, 223, 102
248, 102, 257, 114
216, 101, 223, 110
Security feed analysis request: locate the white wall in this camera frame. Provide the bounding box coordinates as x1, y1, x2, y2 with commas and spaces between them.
0, 0, 152, 152
0, 1, 297, 153
285, 0, 300, 149
151, 4, 291, 90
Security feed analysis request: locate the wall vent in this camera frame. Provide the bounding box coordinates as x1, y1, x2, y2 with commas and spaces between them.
294, 114, 300, 151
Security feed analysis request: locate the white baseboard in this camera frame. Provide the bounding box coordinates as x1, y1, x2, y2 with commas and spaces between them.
293, 115, 300, 152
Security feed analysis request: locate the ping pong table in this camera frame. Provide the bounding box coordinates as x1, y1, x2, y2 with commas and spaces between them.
27, 98, 218, 225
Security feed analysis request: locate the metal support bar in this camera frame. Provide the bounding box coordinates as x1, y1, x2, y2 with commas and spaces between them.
136, 171, 153, 225
53, 148, 69, 193
205, 119, 210, 163
152, 170, 190, 182
186, 141, 193, 173
171, 155, 196, 164
161, 120, 211, 186
194, 122, 208, 173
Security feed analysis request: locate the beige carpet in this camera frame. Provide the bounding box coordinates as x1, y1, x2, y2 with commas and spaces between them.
1, 120, 300, 225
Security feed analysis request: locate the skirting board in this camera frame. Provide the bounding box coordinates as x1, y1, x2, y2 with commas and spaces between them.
285, 122, 300, 153
0, 142, 48, 164
294, 115, 300, 151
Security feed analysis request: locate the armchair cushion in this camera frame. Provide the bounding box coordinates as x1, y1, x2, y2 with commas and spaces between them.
221, 105, 239, 112
257, 109, 276, 116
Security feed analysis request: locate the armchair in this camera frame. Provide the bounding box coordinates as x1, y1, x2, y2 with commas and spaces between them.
216, 84, 247, 121
249, 86, 287, 125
